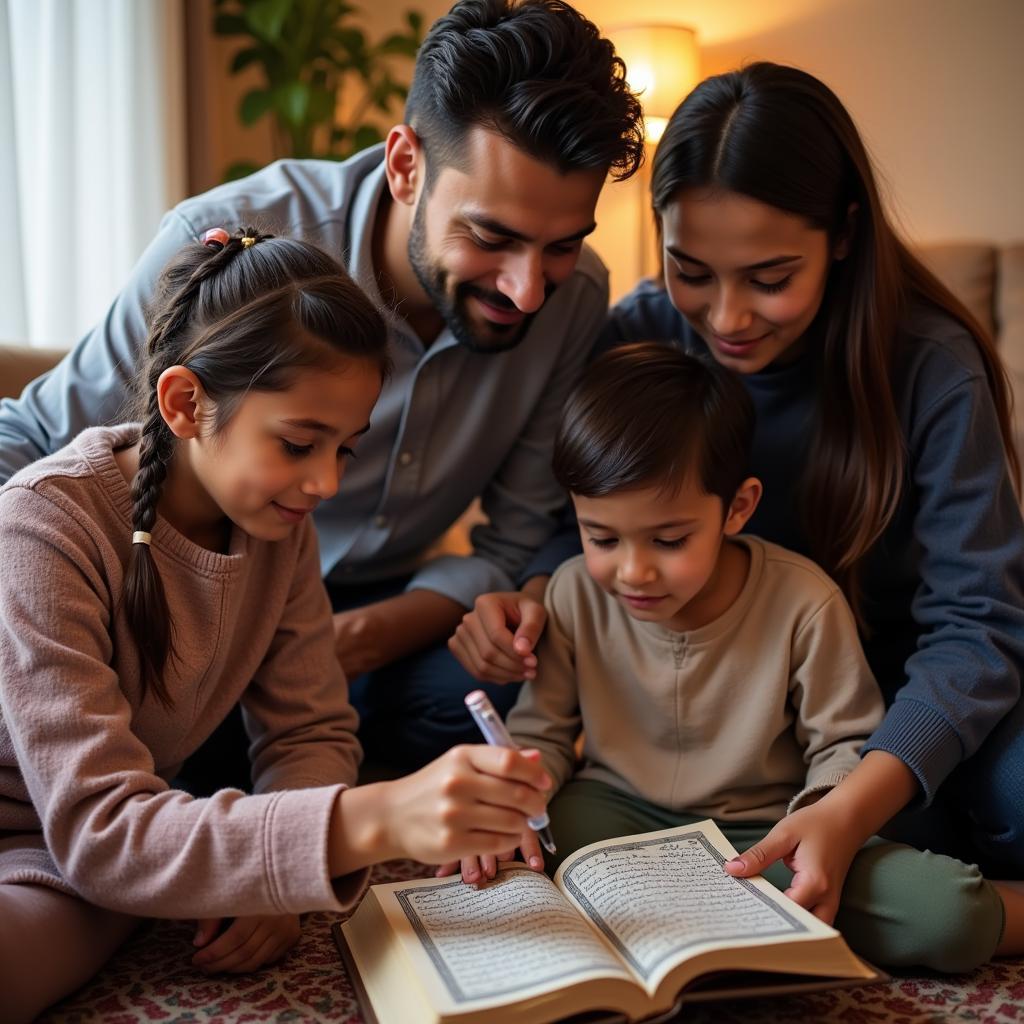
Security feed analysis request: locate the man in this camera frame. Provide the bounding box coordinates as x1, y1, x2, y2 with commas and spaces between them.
0, 0, 643, 771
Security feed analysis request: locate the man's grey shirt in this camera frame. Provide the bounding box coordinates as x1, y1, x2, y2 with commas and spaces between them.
0, 145, 608, 607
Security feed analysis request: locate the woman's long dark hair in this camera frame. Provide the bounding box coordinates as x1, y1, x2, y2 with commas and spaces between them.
651, 62, 1019, 623
124, 228, 390, 709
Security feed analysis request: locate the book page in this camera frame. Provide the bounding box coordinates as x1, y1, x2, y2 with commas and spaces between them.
557, 821, 832, 990
378, 868, 634, 1010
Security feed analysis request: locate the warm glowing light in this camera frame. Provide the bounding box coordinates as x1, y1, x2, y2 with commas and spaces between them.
609, 24, 700, 143
646, 117, 669, 143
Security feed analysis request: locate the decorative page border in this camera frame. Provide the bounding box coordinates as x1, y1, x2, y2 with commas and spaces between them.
560, 831, 807, 982
395, 870, 622, 1004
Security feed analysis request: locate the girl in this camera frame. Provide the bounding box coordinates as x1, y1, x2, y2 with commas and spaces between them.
0, 229, 551, 1023
450, 64, 1024, 900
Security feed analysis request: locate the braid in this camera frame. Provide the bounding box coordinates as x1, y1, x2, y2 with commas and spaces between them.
124, 399, 175, 708
122, 228, 269, 708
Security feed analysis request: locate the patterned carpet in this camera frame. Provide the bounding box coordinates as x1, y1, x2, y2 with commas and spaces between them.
39, 859, 1024, 1023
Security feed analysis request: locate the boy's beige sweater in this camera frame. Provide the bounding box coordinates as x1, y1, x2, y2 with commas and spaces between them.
507, 539, 885, 822
0, 426, 366, 918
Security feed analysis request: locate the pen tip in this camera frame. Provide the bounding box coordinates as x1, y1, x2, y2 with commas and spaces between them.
540, 828, 557, 855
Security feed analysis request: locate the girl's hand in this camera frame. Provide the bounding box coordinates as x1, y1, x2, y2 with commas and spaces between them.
436, 827, 546, 884
328, 745, 553, 877
449, 590, 547, 682
381, 745, 552, 866
723, 802, 863, 925
191, 914, 302, 974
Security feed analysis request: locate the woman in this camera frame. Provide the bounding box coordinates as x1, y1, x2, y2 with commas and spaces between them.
450, 63, 1024, 889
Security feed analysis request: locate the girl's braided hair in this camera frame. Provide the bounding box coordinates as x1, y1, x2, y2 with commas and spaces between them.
124, 227, 389, 708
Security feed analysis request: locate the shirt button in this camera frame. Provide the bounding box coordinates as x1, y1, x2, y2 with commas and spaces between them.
398, 451, 414, 467
374, 514, 388, 528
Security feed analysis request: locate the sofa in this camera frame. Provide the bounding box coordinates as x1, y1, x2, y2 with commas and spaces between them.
916, 242, 1024, 450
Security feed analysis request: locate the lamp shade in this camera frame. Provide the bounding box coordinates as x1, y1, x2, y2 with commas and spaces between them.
610, 24, 699, 142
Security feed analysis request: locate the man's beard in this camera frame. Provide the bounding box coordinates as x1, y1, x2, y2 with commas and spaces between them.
407, 199, 547, 354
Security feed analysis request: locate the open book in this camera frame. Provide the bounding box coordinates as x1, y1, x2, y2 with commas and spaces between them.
334, 820, 883, 1024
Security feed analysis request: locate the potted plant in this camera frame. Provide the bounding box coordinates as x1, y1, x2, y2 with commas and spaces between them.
214, 0, 424, 179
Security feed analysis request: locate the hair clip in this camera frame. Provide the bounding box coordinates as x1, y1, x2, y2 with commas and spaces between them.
201, 227, 231, 251
132, 531, 153, 546
241, 235, 256, 248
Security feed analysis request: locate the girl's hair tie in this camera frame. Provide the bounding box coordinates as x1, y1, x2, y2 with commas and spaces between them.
201, 227, 231, 251
132, 531, 153, 546
241, 235, 256, 248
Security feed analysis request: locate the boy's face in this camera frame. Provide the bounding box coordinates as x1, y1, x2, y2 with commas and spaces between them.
573, 475, 755, 632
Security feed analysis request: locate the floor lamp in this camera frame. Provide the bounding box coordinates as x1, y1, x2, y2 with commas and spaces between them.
608, 24, 700, 280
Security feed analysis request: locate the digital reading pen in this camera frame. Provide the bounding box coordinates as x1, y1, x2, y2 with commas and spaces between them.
464, 689, 557, 855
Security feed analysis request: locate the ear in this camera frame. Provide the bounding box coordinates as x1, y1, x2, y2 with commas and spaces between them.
384, 124, 425, 206
156, 366, 207, 440
723, 476, 763, 536
833, 202, 858, 261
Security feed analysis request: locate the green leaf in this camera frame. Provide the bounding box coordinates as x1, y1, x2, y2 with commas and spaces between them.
274, 81, 312, 127
377, 33, 418, 58
308, 85, 336, 123
223, 159, 262, 182
239, 87, 274, 125
407, 10, 423, 34
333, 26, 366, 55
213, 13, 248, 36
245, 0, 292, 42
230, 46, 265, 73
351, 124, 384, 152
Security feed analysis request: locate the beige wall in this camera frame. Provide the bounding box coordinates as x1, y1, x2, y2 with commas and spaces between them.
194, 0, 1024, 301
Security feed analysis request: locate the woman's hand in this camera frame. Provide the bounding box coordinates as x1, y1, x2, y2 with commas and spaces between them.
191, 914, 302, 974
723, 800, 864, 924
449, 590, 547, 682
725, 753, 920, 924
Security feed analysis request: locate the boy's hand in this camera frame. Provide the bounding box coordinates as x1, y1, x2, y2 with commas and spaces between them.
723, 802, 863, 925
436, 827, 546, 884
449, 590, 547, 682
191, 914, 302, 973
380, 745, 552, 865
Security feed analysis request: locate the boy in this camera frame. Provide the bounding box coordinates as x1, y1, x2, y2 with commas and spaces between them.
444, 343, 1005, 973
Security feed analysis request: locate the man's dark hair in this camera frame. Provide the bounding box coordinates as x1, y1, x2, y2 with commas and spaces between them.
406, 0, 644, 185
553, 343, 755, 509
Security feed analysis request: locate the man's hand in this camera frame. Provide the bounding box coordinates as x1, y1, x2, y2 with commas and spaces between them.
449, 583, 548, 683
333, 606, 386, 677
333, 590, 466, 678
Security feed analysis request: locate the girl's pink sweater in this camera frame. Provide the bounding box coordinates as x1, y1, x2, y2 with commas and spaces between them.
0, 426, 368, 918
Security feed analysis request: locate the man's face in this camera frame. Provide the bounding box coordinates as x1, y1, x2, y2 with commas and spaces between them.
408, 126, 605, 352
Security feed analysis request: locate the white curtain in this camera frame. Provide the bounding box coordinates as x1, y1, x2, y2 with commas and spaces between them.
0, 0, 186, 348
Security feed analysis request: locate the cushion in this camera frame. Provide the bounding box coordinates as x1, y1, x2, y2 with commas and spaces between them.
917, 243, 997, 339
